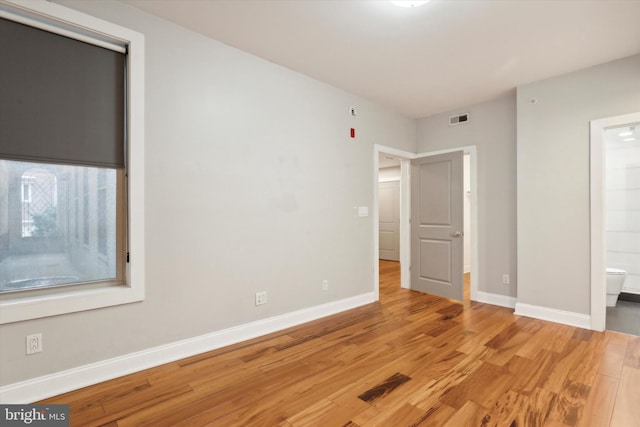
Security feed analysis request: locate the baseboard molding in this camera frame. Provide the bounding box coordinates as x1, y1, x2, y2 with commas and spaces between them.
0, 292, 375, 404
514, 302, 591, 330
476, 291, 516, 309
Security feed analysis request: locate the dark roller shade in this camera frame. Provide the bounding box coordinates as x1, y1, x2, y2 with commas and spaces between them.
0, 18, 125, 168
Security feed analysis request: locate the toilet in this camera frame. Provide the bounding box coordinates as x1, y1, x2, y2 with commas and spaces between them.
606, 268, 627, 307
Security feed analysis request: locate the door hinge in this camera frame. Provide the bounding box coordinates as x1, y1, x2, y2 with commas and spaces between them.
126, 252, 130, 263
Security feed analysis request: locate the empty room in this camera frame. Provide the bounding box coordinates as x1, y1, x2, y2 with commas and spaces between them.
1, 0, 639, 426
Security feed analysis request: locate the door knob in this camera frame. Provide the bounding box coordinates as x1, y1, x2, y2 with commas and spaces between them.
451, 231, 462, 237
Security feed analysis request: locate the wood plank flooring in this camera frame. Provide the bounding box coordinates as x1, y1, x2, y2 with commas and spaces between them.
39, 260, 640, 426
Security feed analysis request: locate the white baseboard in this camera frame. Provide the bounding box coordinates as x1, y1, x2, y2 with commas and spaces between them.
0, 292, 375, 404
476, 291, 516, 309
514, 302, 591, 330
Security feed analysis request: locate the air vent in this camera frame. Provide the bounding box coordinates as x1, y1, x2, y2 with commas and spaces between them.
449, 113, 469, 126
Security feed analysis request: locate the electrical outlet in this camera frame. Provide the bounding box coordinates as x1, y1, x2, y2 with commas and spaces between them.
26, 333, 42, 355
255, 291, 267, 306
322, 280, 328, 291
502, 274, 510, 285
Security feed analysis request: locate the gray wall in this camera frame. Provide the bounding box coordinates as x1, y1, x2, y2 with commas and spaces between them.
416, 95, 517, 297
517, 54, 640, 314
0, 0, 416, 386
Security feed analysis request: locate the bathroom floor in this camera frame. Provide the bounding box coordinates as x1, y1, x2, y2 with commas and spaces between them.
606, 300, 640, 336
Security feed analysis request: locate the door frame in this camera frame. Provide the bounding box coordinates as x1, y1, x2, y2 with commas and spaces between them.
373, 144, 478, 302
589, 111, 640, 331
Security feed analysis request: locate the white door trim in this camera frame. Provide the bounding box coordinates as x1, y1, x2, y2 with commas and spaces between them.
589, 111, 640, 331
378, 177, 400, 183
373, 144, 478, 302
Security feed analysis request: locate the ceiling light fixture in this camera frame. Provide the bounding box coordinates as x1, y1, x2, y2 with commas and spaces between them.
623, 137, 636, 142
390, 1, 431, 8
618, 131, 633, 137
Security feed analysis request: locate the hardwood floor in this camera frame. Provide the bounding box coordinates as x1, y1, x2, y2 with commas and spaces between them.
40, 260, 640, 426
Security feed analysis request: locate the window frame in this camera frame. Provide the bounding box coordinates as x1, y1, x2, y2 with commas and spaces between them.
0, 0, 145, 324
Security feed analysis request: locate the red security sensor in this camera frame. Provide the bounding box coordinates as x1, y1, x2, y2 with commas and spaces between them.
350, 128, 355, 138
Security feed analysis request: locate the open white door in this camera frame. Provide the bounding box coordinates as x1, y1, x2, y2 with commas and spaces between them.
411, 151, 464, 300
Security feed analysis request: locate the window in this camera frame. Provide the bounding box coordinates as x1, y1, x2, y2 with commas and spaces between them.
0, 0, 145, 324
1, 161, 121, 291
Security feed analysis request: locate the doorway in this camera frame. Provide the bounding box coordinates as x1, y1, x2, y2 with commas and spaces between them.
373, 144, 478, 302
590, 112, 640, 333
590, 111, 640, 332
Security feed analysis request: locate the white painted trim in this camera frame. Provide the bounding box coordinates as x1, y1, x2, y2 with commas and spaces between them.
476, 291, 516, 309
468, 147, 479, 302
589, 111, 640, 332
373, 145, 415, 298
590, 119, 606, 332
415, 145, 478, 158
373, 149, 381, 300
0, 0, 145, 324
399, 159, 411, 289
0, 292, 375, 403
378, 177, 400, 183
375, 145, 419, 160
514, 303, 591, 330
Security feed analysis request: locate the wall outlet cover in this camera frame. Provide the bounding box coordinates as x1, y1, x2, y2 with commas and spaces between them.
255, 291, 267, 306
26, 333, 43, 355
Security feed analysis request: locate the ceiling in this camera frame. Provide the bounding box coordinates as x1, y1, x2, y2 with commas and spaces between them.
123, 0, 640, 118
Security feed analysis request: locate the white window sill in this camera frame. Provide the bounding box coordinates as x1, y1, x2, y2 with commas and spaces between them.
0, 284, 144, 324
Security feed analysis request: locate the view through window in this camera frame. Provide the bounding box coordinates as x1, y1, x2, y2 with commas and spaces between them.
0, 160, 119, 292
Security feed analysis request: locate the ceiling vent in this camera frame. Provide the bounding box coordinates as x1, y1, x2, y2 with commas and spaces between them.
449, 113, 469, 126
